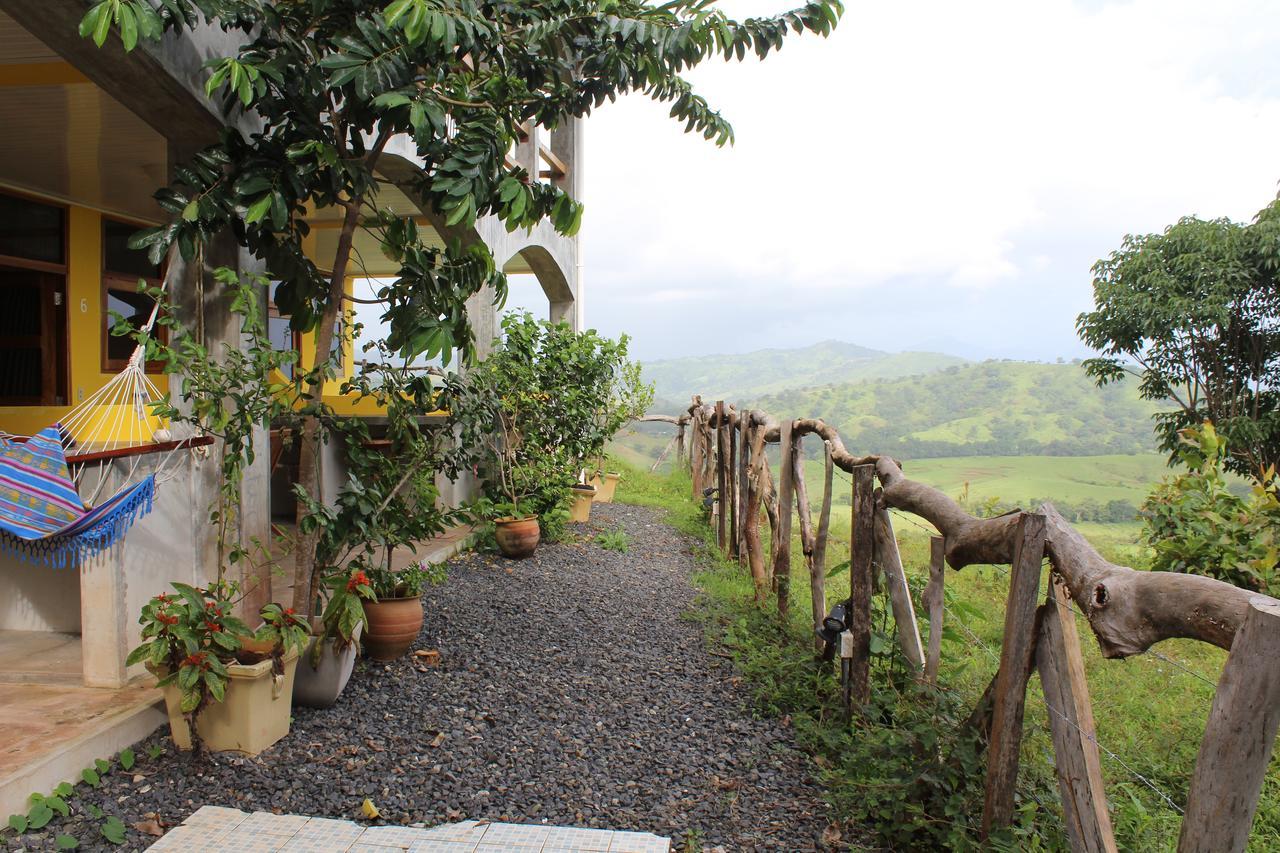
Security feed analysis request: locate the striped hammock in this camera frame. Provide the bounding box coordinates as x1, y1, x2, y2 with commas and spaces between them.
0, 423, 155, 567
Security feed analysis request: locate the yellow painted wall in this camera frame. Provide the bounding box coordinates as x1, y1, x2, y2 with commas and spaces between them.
0, 204, 168, 437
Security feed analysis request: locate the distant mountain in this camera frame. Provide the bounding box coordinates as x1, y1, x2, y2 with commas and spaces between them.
752, 360, 1165, 457
642, 340, 967, 403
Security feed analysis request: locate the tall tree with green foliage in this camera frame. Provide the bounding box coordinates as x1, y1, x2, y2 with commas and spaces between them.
1077, 199, 1280, 480
78, 0, 843, 610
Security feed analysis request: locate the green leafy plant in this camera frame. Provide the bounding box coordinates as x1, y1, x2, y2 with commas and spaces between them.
366, 559, 447, 601
255, 603, 311, 675
595, 528, 630, 553
1079, 200, 1280, 480
1141, 421, 1280, 593
125, 581, 312, 752
100, 815, 126, 845
451, 313, 650, 543
314, 567, 377, 664
79, 0, 842, 619
126, 582, 251, 721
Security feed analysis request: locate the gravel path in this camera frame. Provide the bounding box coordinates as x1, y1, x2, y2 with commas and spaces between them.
11, 503, 836, 852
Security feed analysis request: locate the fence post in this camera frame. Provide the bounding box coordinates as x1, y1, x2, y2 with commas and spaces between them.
1038, 575, 1117, 853
690, 407, 704, 501
744, 424, 769, 604
676, 422, 686, 470
728, 410, 739, 559
847, 464, 876, 711
809, 440, 834, 654
923, 536, 945, 685
715, 401, 727, 552
1178, 597, 1280, 853
737, 416, 751, 569
982, 512, 1046, 838
773, 420, 795, 615
872, 505, 925, 671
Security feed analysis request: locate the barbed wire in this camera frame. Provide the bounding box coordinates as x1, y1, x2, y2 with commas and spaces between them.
939, 598, 1186, 815
734, 440, 1205, 812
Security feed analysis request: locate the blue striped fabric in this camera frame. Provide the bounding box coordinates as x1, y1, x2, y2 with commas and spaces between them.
0, 423, 158, 567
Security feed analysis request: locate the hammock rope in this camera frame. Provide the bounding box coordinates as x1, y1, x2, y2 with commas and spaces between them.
0, 250, 208, 567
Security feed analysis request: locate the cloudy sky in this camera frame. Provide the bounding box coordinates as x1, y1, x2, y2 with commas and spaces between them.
506, 0, 1280, 363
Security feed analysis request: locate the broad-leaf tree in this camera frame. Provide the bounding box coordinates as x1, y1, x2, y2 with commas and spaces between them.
80, 0, 843, 612
1077, 199, 1280, 480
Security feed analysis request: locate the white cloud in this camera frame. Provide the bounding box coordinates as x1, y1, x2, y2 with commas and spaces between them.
580, 0, 1280, 358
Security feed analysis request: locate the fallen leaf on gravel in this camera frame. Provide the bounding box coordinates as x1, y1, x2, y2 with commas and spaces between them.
711, 776, 741, 790
413, 649, 441, 666
429, 732, 446, 748
132, 816, 164, 837
361, 798, 380, 819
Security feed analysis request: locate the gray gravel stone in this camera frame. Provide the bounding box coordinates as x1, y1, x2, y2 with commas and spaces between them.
7, 503, 836, 852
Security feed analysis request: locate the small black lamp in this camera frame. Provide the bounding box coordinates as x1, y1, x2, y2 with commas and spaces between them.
816, 601, 849, 645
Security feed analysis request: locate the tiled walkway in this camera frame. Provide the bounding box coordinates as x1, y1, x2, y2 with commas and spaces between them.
146, 806, 671, 852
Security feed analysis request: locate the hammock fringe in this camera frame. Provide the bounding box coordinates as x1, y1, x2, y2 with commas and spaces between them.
0, 475, 156, 569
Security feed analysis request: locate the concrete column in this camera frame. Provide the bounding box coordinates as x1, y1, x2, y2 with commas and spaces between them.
80, 549, 128, 687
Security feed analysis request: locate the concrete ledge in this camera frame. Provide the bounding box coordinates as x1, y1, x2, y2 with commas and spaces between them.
0, 685, 164, 817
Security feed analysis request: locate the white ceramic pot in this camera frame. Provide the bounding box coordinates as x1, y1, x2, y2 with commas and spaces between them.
293, 622, 362, 709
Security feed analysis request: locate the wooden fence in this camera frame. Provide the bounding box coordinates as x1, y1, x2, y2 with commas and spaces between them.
643, 397, 1280, 852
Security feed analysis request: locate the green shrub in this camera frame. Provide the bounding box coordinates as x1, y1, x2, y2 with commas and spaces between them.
1141, 422, 1280, 593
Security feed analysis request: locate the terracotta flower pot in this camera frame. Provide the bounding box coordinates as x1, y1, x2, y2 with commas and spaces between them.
570, 484, 597, 523
595, 472, 620, 503
362, 595, 424, 661
495, 515, 540, 559
150, 650, 298, 755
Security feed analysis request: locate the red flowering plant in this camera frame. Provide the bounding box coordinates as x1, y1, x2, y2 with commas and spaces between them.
255, 603, 311, 676
126, 581, 252, 726
313, 567, 376, 664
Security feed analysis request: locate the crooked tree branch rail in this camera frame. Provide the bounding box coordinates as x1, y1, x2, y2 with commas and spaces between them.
640, 396, 1280, 853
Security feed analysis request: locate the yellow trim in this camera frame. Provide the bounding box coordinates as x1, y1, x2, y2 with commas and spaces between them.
0, 205, 169, 436
0, 62, 90, 87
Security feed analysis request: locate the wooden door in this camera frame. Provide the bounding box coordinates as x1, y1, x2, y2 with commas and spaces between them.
0, 268, 68, 405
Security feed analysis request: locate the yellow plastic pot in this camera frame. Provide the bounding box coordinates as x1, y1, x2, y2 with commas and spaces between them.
595, 472, 620, 503
570, 484, 597, 522
152, 649, 298, 755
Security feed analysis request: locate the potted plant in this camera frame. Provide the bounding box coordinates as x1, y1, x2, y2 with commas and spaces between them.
570, 481, 598, 522
447, 314, 650, 551
293, 566, 375, 708
362, 560, 446, 661
129, 581, 309, 755
590, 470, 621, 503
583, 355, 652, 506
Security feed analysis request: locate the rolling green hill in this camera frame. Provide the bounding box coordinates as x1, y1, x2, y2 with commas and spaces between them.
752, 360, 1166, 457
642, 339, 967, 403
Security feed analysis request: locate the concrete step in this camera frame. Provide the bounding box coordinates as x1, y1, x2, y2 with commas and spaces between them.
0, 679, 164, 817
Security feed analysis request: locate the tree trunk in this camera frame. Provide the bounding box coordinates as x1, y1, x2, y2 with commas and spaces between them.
292, 199, 361, 615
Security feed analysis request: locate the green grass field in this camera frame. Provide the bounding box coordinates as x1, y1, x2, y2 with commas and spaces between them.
893, 454, 1170, 505
611, 459, 1280, 851
614, 430, 1170, 508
